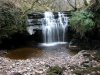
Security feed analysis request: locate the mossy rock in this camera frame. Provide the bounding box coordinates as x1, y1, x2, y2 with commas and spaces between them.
47, 66, 63, 75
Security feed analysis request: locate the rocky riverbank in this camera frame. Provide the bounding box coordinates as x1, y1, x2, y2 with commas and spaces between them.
0, 50, 100, 75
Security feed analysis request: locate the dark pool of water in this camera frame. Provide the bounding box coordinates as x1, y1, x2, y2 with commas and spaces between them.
6, 48, 43, 59
6, 44, 78, 60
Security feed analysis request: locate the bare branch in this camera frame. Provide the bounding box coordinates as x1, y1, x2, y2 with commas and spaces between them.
67, 0, 77, 10
24, 0, 39, 14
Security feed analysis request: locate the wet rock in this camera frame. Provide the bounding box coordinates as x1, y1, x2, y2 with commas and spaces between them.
81, 61, 92, 67
35, 72, 41, 75
0, 50, 7, 57
35, 69, 44, 74
12, 72, 22, 75
69, 45, 80, 51
69, 39, 80, 51
69, 50, 96, 68
83, 53, 91, 57
45, 64, 50, 67
28, 13, 44, 19
35, 71, 43, 75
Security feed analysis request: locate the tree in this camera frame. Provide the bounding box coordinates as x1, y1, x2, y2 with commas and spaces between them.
0, 1, 26, 43
69, 10, 95, 37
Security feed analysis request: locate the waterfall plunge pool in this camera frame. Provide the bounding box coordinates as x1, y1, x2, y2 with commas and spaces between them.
39, 42, 67, 46
5, 43, 77, 60
5, 11, 75, 60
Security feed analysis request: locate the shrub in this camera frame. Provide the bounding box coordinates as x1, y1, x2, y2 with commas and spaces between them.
0, 1, 27, 42
47, 66, 63, 75
69, 10, 95, 37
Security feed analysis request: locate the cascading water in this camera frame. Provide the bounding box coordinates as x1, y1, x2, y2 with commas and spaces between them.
41, 12, 69, 46
27, 11, 69, 46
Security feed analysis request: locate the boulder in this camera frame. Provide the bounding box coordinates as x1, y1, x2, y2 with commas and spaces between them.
69, 50, 95, 68
68, 39, 80, 51
81, 61, 92, 67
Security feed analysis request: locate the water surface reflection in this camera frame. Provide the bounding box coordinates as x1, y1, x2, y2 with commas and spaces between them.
6, 48, 43, 59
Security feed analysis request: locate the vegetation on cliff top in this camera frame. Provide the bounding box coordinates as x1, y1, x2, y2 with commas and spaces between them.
69, 10, 95, 37
69, 0, 100, 38
0, 1, 27, 43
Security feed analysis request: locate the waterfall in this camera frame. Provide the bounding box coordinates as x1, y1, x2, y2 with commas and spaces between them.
27, 11, 69, 46
41, 12, 69, 46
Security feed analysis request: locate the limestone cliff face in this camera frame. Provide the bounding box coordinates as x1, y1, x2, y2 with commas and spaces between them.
1, 0, 92, 12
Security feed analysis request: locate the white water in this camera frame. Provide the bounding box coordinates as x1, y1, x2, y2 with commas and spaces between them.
27, 26, 35, 35
41, 12, 69, 46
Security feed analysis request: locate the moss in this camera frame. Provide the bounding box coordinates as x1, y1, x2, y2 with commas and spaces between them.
47, 66, 63, 75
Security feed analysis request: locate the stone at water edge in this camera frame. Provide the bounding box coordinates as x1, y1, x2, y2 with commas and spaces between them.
68, 39, 80, 51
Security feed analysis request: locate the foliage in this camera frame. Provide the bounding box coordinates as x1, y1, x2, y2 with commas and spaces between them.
87, 0, 100, 12
47, 66, 63, 75
0, 1, 27, 40
69, 10, 95, 37
6, 0, 88, 12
